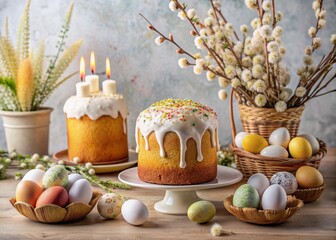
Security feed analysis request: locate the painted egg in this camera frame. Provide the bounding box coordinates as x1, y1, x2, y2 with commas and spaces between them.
97, 193, 124, 219
233, 184, 260, 209
121, 199, 149, 225
262, 184, 287, 210
234, 132, 249, 149
242, 134, 268, 154
16, 180, 44, 207
66, 173, 83, 191
260, 145, 289, 158
288, 137, 312, 159
296, 166, 324, 189
187, 200, 216, 223
299, 134, 320, 155
270, 172, 298, 194
68, 179, 92, 204
42, 165, 68, 189
269, 127, 290, 148
36, 186, 68, 208
247, 173, 270, 197
22, 169, 45, 188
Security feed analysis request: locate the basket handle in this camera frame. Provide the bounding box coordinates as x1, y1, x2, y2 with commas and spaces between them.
230, 88, 237, 147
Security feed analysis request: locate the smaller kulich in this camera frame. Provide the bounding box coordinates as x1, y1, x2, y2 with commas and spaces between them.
63, 93, 128, 164
136, 99, 219, 185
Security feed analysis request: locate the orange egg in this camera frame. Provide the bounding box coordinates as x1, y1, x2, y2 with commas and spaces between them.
36, 186, 69, 208
16, 180, 43, 207
296, 166, 324, 189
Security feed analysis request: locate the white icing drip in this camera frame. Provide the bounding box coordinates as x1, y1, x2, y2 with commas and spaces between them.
135, 99, 218, 168
63, 92, 128, 133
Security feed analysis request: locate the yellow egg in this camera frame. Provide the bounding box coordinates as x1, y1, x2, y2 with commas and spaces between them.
296, 166, 324, 188
242, 134, 268, 154
288, 137, 312, 159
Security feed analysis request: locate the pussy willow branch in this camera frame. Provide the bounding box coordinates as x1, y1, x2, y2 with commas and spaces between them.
209, 0, 240, 41
208, 0, 242, 69
271, 0, 276, 28
255, 0, 275, 104
139, 13, 225, 78
140, 13, 195, 60
173, 0, 227, 76
291, 0, 325, 106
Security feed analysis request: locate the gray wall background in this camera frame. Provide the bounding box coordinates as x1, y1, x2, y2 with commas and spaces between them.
0, 0, 335, 154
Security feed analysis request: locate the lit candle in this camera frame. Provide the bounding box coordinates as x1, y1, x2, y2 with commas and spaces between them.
103, 58, 117, 95
85, 51, 99, 93
76, 57, 90, 97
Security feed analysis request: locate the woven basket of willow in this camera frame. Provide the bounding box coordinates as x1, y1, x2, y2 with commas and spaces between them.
229, 90, 327, 180
238, 104, 305, 139
230, 140, 326, 180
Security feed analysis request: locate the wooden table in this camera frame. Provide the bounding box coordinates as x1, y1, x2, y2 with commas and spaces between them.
0, 149, 335, 240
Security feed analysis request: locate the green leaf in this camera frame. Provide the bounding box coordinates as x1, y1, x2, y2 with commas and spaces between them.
0, 76, 16, 94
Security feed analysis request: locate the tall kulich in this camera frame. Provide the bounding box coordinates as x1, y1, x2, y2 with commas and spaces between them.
136, 98, 219, 185
63, 93, 128, 164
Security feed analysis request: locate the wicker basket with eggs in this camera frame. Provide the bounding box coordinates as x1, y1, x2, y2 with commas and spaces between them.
229, 91, 327, 181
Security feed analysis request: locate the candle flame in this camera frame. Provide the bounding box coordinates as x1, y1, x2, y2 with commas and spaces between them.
106, 58, 111, 79
90, 51, 96, 74
80, 57, 85, 81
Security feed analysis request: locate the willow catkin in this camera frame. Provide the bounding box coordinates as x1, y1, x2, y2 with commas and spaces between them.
16, 58, 34, 111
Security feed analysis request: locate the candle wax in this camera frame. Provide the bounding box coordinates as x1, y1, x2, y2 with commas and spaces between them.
103, 80, 117, 95
76, 82, 90, 98
85, 75, 99, 93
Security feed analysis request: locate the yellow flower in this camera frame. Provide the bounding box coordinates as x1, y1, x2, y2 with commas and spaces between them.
16, 58, 34, 111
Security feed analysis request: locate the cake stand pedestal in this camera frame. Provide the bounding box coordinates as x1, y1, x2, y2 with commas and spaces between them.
154, 190, 201, 214
118, 165, 243, 215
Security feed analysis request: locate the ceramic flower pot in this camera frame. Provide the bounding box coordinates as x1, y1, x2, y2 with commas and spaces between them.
0, 107, 53, 155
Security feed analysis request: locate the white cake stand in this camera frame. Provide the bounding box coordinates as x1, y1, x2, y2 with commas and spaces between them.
118, 165, 243, 215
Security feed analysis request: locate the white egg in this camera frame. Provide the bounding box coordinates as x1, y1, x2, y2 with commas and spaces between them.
247, 173, 270, 197
260, 145, 289, 158
270, 172, 298, 194
97, 193, 124, 219
299, 134, 320, 155
22, 169, 45, 188
121, 199, 149, 225
235, 132, 249, 149
262, 184, 287, 210
66, 173, 83, 191
269, 128, 290, 148
68, 179, 92, 204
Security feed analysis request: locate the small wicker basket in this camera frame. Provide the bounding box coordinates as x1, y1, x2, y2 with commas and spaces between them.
229, 90, 327, 180
9, 191, 102, 223
294, 184, 325, 203
224, 195, 304, 225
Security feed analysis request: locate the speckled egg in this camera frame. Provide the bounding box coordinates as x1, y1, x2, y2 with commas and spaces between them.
270, 172, 298, 194
233, 184, 260, 209
42, 165, 68, 189
97, 193, 124, 219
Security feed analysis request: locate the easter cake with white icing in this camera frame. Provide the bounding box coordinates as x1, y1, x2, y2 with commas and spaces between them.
135, 99, 219, 185
63, 92, 128, 164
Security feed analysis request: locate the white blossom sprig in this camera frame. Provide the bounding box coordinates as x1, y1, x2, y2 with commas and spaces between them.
142, 0, 336, 112
0, 150, 130, 190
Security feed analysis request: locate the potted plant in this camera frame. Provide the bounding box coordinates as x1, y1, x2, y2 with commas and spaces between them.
0, 0, 82, 155
141, 0, 335, 138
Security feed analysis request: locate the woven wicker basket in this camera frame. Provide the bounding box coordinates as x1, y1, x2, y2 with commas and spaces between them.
238, 104, 304, 139
294, 184, 325, 203
224, 195, 304, 225
229, 90, 327, 180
